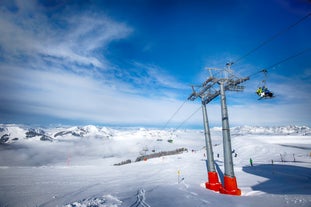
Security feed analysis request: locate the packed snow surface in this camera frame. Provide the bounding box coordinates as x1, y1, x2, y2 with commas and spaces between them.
0, 124, 310, 207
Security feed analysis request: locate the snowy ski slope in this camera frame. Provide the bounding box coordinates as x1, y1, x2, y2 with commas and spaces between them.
0, 125, 310, 206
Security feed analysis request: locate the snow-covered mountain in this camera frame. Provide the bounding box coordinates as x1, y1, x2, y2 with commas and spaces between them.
1, 124, 311, 144
52, 125, 115, 139
0, 124, 27, 143
230, 125, 311, 136
0, 124, 117, 144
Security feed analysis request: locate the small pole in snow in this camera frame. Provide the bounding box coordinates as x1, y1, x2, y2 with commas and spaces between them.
177, 170, 181, 184
280, 154, 284, 162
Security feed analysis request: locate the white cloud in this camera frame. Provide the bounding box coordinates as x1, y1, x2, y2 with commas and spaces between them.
0, 63, 199, 126
227, 102, 311, 126
0, 0, 132, 68
143, 65, 188, 90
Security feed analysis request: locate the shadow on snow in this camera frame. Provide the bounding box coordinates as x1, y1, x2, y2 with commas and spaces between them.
243, 164, 311, 195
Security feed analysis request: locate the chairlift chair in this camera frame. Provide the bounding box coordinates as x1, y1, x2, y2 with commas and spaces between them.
256, 70, 275, 100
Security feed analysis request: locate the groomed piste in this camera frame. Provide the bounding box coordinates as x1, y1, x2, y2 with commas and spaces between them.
0, 125, 310, 207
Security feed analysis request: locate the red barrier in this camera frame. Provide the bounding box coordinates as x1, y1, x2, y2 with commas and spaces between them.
219, 175, 241, 196
205, 171, 222, 192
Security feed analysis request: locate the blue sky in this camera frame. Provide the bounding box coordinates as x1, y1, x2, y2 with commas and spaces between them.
0, 0, 310, 128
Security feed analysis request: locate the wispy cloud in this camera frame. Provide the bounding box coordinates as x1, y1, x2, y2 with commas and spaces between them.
0, 63, 197, 125
0, 0, 132, 68
0, 0, 191, 126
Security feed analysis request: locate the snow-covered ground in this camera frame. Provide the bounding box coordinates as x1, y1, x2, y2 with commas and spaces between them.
0, 125, 311, 207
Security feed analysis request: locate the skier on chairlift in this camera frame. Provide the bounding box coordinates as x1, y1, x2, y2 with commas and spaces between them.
262, 86, 273, 97
256, 69, 274, 99
256, 87, 263, 97
256, 86, 273, 98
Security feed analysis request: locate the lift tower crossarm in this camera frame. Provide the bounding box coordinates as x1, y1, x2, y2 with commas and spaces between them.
201, 76, 249, 106
187, 77, 218, 101
224, 76, 250, 92
202, 90, 220, 105
188, 75, 249, 102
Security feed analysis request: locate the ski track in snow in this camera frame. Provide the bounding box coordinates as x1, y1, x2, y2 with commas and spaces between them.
129, 189, 151, 207
39, 183, 101, 207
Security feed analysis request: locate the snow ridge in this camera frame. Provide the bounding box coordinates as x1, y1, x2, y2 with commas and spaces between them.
230, 125, 311, 136
65, 194, 122, 207
0, 124, 310, 144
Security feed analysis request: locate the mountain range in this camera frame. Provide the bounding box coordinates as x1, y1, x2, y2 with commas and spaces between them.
1, 124, 310, 144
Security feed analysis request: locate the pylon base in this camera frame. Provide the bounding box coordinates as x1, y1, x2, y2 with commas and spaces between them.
219, 175, 241, 196
205, 171, 222, 192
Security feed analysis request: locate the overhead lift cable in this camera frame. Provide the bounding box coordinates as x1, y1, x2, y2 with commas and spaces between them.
162, 99, 188, 129
248, 47, 311, 78
174, 106, 202, 130
264, 48, 311, 71
234, 12, 311, 64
